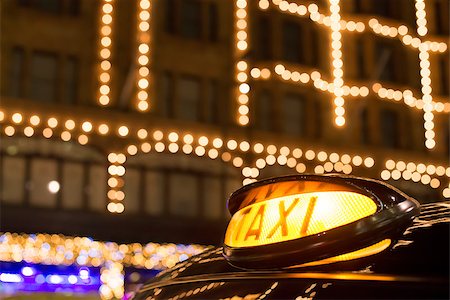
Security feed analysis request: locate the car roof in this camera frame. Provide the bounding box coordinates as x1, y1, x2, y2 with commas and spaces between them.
134, 202, 449, 299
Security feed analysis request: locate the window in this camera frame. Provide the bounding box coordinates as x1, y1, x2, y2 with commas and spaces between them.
169, 173, 198, 217
360, 107, 370, 145
255, 90, 272, 131
64, 57, 78, 104
18, 0, 80, 15
205, 80, 219, 123
61, 162, 83, 210
30, 52, 58, 102
88, 165, 107, 212
313, 99, 323, 139
282, 93, 306, 136
165, 0, 177, 34
282, 20, 304, 64
160, 72, 174, 117
145, 171, 164, 215
19, 0, 62, 13
372, 0, 393, 18
439, 58, 449, 95
9, 48, 24, 98
178, 75, 201, 121
375, 41, 394, 83
435, 0, 449, 35
356, 39, 366, 79
123, 168, 141, 213
256, 16, 273, 60
203, 177, 222, 220
380, 109, 400, 148
1, 156, 26, 204
180, 0, 202, 39
208, 3, 218, 42
29, 158, 58, 208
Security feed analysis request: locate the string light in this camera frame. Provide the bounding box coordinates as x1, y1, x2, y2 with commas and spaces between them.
136, 0, 151, 111
235, 0, 250, 125
249, 0, 449, 149
98, 0, 114, 106
0, 232, 205, 300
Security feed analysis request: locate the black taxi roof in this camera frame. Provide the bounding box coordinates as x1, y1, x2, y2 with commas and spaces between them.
134, 202, 449, 299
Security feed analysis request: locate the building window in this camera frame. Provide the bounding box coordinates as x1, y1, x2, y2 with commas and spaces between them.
207, 3, 218, 42
61, 162, 83, 210
178, 75, 201, 121
29, 158, 58, 208
255, 90, 272, 131
435, 0, 449, 35
165, 0, 177, 34
439, 58, 449, 95
360, 107, 370, 145
380, 108, 400, 148
9, 47, 25, 98
313, 99, 322, 139
30, 52, 58, 102
356, 39, 366, 79
372, 0, 393, 18
180, 0, 202, 39
375, 41, 394, 83
1, 156, 26, 205
204, 80, 219, 124
255, 15, 272, 60
169, 173, 198, 217
160, 72, 174, 117
64, 56, 78, 104
282, 20, 304, 64
282, 93, 306, 136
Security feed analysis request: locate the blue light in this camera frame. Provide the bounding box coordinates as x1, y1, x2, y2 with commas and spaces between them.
21, 266, 35, 276
47, 274, 63, 284
79, 268, 89, 280
0, 273, 23, 283
68, 275, 78, 284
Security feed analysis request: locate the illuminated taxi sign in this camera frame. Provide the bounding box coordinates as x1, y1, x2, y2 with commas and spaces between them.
224, 191, 377, 248
223, 175, 420, 269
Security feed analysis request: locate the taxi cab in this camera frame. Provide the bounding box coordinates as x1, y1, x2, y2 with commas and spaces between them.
133, 175, 449, 299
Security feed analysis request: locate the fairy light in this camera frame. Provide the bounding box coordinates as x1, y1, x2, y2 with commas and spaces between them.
328, 0, 345, 127
251, 0, 449, 146
136, 0, 151, 111
235, 0, 250, 126
98, 0, 114, 106
0, 232, 205, 300
414, 0, 435, 149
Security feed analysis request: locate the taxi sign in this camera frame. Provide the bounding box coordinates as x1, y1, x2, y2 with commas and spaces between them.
223, 175, 420, 269
224, 191, 377, 248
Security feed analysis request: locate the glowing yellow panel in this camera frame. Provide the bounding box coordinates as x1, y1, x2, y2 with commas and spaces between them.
298, 239, 391, 267
224, 191, 377, 248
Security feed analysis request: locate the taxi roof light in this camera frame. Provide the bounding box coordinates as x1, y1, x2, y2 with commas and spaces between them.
223, 175, 420, 269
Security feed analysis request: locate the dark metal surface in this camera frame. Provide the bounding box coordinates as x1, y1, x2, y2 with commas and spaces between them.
133, 202, 450, 299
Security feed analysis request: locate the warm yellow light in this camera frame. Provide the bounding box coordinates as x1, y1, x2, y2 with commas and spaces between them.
12, 113, 23, 124
30, 115, 40, 126
299, 239, 391, 267
82, 121, 93, 132
98, 124, 109, 135
225, 191, 377, 248
118, 126, 129, 137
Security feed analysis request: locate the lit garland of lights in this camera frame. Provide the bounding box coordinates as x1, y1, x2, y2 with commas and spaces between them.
329, 0, 345, 127
98, 0, 114, 106
0, 232, 206, 300
136, 0, 151, 112
235, 0, 251, 126
107, 152, 126, 213
381, 159, 450, 189
1, 109, 449, 202
248, 0, 449, 149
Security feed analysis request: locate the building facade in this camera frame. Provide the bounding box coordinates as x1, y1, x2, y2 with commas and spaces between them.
1, 0, 449, 245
